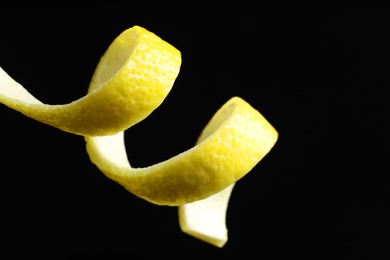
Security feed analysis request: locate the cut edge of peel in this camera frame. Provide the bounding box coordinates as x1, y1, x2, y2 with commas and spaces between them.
178, 184, 235, 248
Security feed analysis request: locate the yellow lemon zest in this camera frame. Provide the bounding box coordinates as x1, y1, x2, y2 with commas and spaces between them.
0, 25, 278, 247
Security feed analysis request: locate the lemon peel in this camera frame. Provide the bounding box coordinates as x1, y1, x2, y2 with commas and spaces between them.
0, 26, 181, 136
0, 25, 278, 247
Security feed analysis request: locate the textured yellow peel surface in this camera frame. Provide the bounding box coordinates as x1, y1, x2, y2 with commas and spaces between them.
0, 25, 278, 247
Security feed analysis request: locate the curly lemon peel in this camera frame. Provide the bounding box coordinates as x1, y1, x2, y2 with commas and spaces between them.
0, 25, 278, 247
0, 26, 181, 136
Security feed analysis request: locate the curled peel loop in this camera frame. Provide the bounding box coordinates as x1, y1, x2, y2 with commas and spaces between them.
0, 25, 278, 247
85, 95, 278, 206
0, 26, 181, 136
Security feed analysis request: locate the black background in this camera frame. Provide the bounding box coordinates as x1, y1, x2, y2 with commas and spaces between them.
0, 7, 389, 259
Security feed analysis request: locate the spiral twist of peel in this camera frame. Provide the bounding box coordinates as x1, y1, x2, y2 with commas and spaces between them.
0, 25, 278, 247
